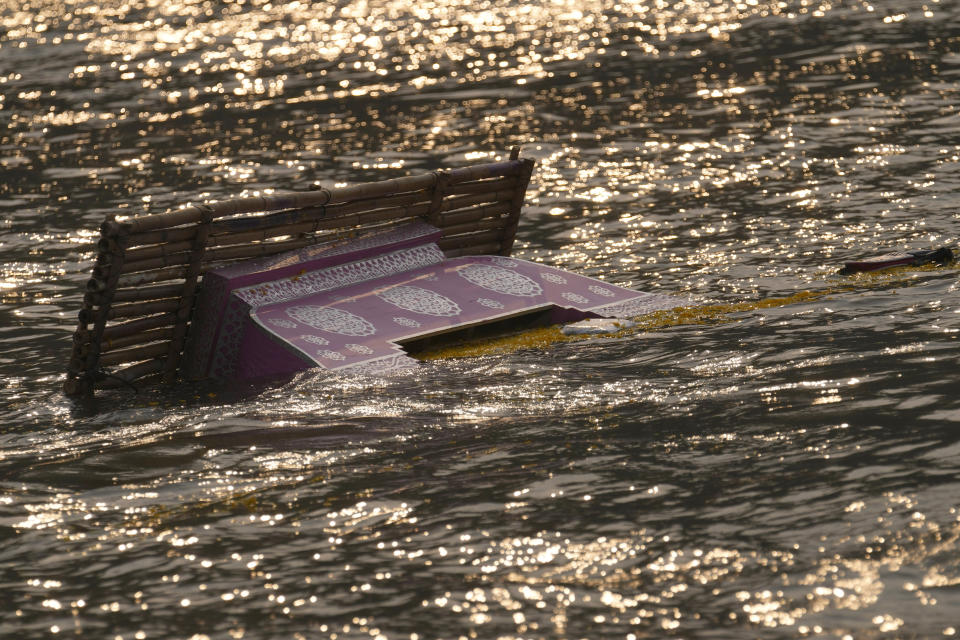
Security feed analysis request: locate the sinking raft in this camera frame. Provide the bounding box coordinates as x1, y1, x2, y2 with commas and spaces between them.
182, 220, 677, 382
64, 151, 676, 396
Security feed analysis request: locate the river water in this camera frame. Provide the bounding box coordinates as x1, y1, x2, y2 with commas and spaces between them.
2, 0, 960, 637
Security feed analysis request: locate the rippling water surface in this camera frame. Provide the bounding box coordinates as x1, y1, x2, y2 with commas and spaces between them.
3, 0, 960, 637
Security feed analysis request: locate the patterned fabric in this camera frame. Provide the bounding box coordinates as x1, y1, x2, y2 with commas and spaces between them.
236, 244, 444, 308
588, 285, 616, 297
561, 291, 590, 304
456, 263, 543, 297
376, 285, 462, 317
208, 297, 250, 379
476, 297, 504, 309
392, 316, 421, 328
235, 251, 684, 379
181, 276, 229, 379
346, 344, 374, 354
286, 305, 377, 336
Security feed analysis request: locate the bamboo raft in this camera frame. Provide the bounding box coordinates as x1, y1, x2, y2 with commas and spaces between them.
65, 150, 535, 396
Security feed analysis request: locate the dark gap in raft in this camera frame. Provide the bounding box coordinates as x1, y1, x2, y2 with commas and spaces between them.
399, 307, 591, 358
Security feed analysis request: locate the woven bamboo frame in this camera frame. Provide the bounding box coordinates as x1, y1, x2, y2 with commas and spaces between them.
65, 153, 536, 396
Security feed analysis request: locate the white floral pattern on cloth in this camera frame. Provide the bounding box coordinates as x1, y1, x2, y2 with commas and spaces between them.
540, 272, 567, 285
268, 318, 298, 329
346, 344, 374, 354
317, 350, 346, 361
588, 285, 616, 297
561, 292, 590, 304
457, 264, 543, 297
285, 305, 377, 336
490, 257, 518, 267
300, 334, 330, 346
476, 297, 504, 309
235, 244, 445, 308
393, 316, 421, 328
376, 285, 462, 317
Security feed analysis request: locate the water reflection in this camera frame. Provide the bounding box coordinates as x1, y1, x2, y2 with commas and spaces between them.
4, 0, 960, 636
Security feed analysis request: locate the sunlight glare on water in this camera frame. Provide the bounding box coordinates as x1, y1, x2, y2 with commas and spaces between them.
3, 0, 960, 637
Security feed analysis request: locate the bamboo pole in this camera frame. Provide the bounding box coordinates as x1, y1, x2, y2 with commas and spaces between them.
100, 342, 170, 367
120, 252, 191, 275
324, 173, 437, 205
427, 171, 449, 227
109, 299, 181, 319
70, 222, 128, 396
440, 189, 512, 213
440, 217, 509, 238
90, 259, 119, 283
101, 313, 177, 342
206, 236, 319, 264
101, 327, 174, 352
322, 189, 432, 217
117, 172, 440, 234
163, 207, 213, 383
98, 359, 165, 386
209, 221, 336, 250
111, 283, 185, 303
112, 160, 514, 237
312, 204, 429, 231
120, 180, 506, 265
499, 158, 535, 256
206, 192, 432, 246
446, 160, 522, 185
85, 277, 108, 294
122, 239, 195, 265
437, 229, 504, 251
113, 198, 512, 290
444, 242, 503, 258
115, 266, 188, 288
440, 202, 512, 227
113, 225, 197, 247
120, 189, 429, 259
120, 195, 316, 234
445, 176, 518, 197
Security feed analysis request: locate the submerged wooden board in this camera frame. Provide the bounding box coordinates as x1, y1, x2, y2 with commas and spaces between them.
65, 154, 535, 396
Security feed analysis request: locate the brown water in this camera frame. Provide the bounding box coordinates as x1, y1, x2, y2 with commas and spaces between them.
3, 0, 960, 637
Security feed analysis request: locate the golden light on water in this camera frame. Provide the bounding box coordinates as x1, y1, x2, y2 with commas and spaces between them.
4, 0, 960, 636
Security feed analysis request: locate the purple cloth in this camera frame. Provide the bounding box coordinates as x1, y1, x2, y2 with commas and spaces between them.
182, 222, 442, 380
184, 220, 680, 383
248, 255, 678, 376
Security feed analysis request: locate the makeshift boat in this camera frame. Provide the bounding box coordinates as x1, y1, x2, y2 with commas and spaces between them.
65, 150, 678, 396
